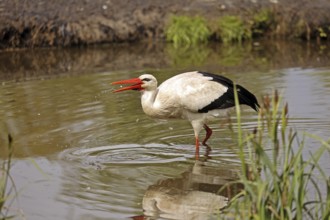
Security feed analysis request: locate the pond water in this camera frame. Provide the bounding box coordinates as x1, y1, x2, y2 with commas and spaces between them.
1, 41, 330, 220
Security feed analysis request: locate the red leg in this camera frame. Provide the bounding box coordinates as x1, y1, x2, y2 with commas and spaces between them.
195, 137, 200, 160
202, 124, 213, 145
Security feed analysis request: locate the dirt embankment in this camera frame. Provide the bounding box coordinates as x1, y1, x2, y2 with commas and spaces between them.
0, 0, 330, 49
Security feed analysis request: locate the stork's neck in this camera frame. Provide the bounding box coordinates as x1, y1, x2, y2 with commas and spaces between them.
140, 89, 160, 117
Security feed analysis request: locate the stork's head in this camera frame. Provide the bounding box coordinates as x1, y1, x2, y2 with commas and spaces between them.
112, 74, 158, 93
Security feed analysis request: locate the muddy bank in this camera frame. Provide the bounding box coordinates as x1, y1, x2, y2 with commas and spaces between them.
0, 0, 330, 48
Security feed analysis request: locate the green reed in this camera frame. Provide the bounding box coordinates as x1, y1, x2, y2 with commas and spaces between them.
0, 134, 16, 220
220, 89, 330, 220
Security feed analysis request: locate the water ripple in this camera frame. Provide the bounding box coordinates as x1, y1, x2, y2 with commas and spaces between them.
59, 144, 192, 168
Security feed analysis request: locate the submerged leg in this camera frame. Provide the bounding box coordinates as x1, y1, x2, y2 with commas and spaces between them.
202, 124, 213, 145
195, 136, 200, 160
191, 121, 203, 160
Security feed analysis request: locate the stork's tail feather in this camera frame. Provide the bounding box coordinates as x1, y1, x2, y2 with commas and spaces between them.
236, 84, 260, 112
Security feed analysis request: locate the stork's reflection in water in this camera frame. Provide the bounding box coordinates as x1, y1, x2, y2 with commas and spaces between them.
134, 155, 251, 220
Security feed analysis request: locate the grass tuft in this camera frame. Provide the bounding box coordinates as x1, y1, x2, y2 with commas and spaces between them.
165, 15, 211, 48
217, 16, 251, 44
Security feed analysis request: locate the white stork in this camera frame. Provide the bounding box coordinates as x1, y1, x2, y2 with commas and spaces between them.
112, 71, 259, 158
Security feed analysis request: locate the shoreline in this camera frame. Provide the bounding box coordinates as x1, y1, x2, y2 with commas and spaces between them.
1, 0, 330, 49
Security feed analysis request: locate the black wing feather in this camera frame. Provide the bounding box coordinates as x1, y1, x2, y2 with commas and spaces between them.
197, 71, 260, 113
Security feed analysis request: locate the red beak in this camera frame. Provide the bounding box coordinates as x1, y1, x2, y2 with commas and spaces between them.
111, 78, 143, 93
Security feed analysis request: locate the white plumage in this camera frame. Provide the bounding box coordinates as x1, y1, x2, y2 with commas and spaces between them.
112, 71, 259, 158
157, 72, 228, 113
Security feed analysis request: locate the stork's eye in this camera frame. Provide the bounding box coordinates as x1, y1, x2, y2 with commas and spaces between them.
142, 78, 151, 82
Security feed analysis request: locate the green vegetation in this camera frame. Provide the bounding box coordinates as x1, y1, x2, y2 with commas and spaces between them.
251, 9, 274, 37
165, 14, 253, 45
165, 11, 329, 46
165, 15, 211, 47
217, 15, 251, 44
220, 90, 330, 219
318, 27, 329, 39
0, 134, 16, 220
